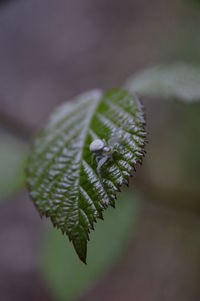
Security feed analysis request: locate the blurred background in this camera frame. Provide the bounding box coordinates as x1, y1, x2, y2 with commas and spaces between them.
0, 0, 200, 300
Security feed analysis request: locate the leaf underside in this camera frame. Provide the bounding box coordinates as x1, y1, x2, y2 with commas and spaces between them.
27, 88, 146, 263
125, 63, 200, 102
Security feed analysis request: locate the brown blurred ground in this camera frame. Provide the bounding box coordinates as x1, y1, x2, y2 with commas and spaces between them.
0, 0, 200, 300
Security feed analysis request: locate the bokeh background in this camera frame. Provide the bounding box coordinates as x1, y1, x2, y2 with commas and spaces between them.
0, 0, 200, 300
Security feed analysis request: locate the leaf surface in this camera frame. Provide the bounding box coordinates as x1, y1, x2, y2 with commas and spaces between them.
125, 63, 200, 102
27, 89, 146, 262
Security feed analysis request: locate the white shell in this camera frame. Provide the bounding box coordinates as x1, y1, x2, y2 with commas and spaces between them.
89, 139, 104, 152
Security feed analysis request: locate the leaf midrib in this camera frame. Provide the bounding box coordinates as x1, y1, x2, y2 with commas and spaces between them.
76, 97, 101, 225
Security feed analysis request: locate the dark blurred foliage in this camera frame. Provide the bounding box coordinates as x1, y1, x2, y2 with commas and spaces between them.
186, 0, 200, 5
0, 0, 14, 6
0, 0, 200, 301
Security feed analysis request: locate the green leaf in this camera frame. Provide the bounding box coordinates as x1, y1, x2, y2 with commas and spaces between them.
0, 131, 27, 202
26, 89, 146, 263
125, 63, 200, 102
42, 191, 140, 301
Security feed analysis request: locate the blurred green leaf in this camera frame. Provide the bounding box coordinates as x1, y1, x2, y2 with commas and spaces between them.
125, 64, 200, 102
27, 89, 146, 262
41, 191, 140, 301
0, 131, 27, 201
186, 0, 200, 5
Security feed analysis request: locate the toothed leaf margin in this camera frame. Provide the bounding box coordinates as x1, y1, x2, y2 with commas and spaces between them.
26, 88, 146, 263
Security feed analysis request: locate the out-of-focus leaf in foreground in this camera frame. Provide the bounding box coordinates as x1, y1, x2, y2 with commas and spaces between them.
42, 191, 140, 301
125, 63, 200, 102
27, 89, 146, 263
0, 131, 27, 202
